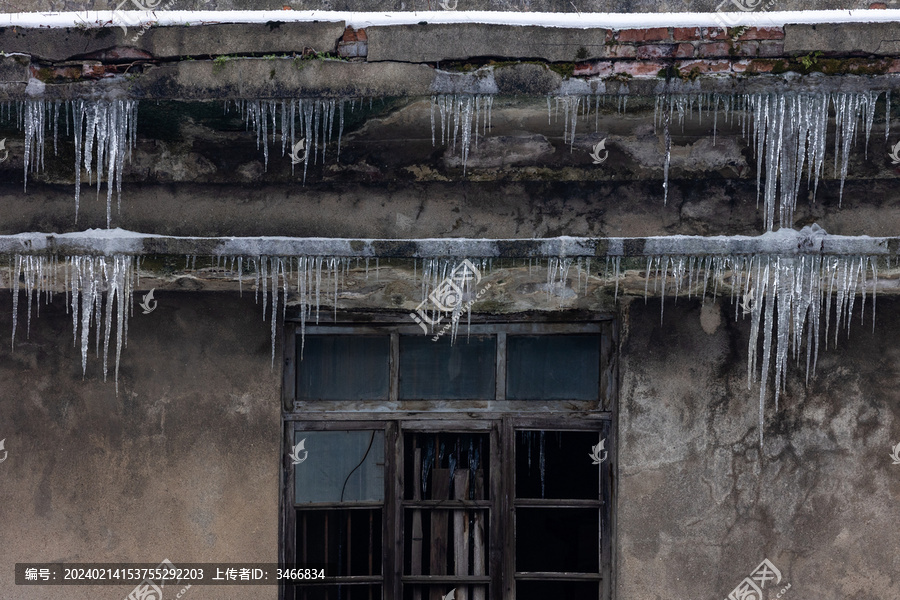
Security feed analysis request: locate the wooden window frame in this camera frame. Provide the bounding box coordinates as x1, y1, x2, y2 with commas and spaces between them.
280, 317, 617, 600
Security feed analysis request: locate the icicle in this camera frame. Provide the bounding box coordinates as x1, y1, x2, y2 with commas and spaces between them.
431, 94, 492, 174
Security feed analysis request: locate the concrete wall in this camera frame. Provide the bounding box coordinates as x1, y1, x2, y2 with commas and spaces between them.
618, 296, 900, 600
0, 291, 280, 600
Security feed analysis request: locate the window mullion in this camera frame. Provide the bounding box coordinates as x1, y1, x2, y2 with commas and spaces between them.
496, 332, 507, 401
386, 420, 401, 600
499, 418, 515, 600
390, 332, 399, 403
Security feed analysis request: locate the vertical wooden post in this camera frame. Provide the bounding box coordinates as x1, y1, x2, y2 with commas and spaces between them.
453, 469, 470, 600
412, 446, 423, 600
430, 468, 451, 600
472, 469, 486, 600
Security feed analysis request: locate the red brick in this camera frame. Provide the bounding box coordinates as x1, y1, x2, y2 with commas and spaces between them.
612, 60, 667, 77
737, 26, 785, 40
574, 61, 613, 77
673, 27, 702, 41
885, 59, 900, 73
746, 60, 777, 73
699, 42, 732, 57
731, 59, 752, 73
675, 42, 696, 58
82, 63, 116, 78
757, 40, 784, 57
616, 27, 670, 43
356, 28, 367, 41
677, 59, 731, 74
636, 44, 677, 59
869, 2, 887, 8
734, 41, 759, 57
605, 44, 637, 58
341, 26, 358, 42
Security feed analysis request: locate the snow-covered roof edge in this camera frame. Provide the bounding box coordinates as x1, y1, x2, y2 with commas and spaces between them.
3, 9, 900, 30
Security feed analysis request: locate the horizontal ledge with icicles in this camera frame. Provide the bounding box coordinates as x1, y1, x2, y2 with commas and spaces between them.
0, 226, 895, 258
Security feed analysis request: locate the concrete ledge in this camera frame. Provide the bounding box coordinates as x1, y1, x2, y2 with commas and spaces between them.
0, 229, 893, 258
128, 58, 438, 99
0, 22, 345, 62
784, 23, 900, 56
4, 58, 899, 100
0, 55, 29, 85
366, 24, 608, 63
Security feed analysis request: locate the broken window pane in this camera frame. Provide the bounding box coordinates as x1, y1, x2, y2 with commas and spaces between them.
506, 335, 600, 400
403, 432, 491, 596
297, 335, 390, 401
403, 432, 490, 500
289, 584, 382, 600
516, 431, 600, 499
515, 508, 599, 573
399, 335, 496, 400
403, 584, 488, 600
295, 508, 382, 576
294, 430, 385, 503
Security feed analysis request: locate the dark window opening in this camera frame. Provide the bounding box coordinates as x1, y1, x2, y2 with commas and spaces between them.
283, 322, 614, 600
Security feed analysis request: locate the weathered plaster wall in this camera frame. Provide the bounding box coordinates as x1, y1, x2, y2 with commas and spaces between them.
618, 295, 900, 600
1, 274, 899, 599
0, 291, 280, 600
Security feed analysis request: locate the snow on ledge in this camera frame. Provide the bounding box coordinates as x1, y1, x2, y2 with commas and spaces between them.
2, 9, 900, 30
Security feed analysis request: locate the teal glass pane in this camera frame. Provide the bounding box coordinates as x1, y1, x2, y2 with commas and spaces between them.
399, 335, 496, 400
506, 335, 600, 400
296, 335, 390, 400
294, 430, 385, 503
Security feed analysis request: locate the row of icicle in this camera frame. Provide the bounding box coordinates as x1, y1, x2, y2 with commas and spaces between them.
2, 91, 893, 232
652, 91, 888, 231
6, 252, 879, 443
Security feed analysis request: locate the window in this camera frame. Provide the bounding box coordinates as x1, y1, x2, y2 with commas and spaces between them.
282, 321, 616, 600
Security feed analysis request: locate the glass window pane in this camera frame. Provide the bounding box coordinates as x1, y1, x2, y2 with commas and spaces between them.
515, 508, 599, 573
516, 431, 600, 499
297, 335, 390, 401
399, 335, 496, 400
294, 430, 385, 503
506, 335, 600, 400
